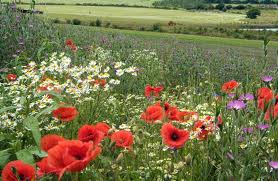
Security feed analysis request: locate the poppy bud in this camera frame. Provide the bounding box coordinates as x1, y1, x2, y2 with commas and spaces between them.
116, 153, 124, 162
184, 154, 192, 165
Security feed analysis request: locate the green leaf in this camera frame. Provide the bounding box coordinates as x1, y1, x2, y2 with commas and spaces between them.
35, 102, 58, 119
0, 149, 11, 168
0, 106, 16, 114
99, 156, 113, 167
23, 116, 41, 148
16, 149, 35, 165
0, 134, 6, 142
28, 146, 48, 158
20, 96, 27, 105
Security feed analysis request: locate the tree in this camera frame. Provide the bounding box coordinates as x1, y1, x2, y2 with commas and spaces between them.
215, 3, 226, 11
246, 8, 261, 19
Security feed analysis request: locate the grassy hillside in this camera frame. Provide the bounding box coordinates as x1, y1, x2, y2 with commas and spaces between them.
20, 4, 245, 26
3, 0, 158, 6
57, 24, 278, 59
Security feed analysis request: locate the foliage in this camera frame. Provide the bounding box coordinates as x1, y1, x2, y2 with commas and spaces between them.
246, 8, 262, 19
95, 19, 102, 27
72, 18, 82, 25
153, 0, 207, 9
215, 3, 226, 11
152, 23, 162, 32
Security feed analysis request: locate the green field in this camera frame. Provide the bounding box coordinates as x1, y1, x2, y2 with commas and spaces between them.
4, 0, 157, 6
21, 5, 245, 27
62, 25, 278, 48
231, 9, 278, 26
57, 24, 278, 59
4, 0, 278, 6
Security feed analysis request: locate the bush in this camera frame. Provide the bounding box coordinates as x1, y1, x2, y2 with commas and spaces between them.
226, 5, 233, 10
72, 18, 82, 25
89, 21, 95, 26
215, 3, 225, 11
152, 23, 162, 32
105, 22, 111, 28
95, 19, 102, 27
234, 5, 246, 10
139, 26, 145, 31
246, 8, 261, 19
112, 24, 118, 29
52, 18, 61, 24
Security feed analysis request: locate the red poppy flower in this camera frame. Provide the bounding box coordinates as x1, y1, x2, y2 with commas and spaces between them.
47, 140, 101, 180
257, 87, 273, 110
92, 79, 106, 87
140, 102, 164, 123
164, 102, 179, 121
65, 39, 74, 46
95, 122, 111, 137
221, 80, 239, 93
40, 134, 66, 152
264, 99, 278, 121
6, 74, 17, 81
217, 115, 223, 127
145, 85, 164, 97
161, 123, 190, 149
111, 130, 134, 149
2, 160, 36, 181
193, 120, 214, 140
37, 157, 59, 177
78, 125, 104, 145
65, 39, 78, 52
52, 107, 79, 122
71, 45, 78, 52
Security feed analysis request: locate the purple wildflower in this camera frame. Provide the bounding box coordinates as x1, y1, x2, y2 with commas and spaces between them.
238, 136, 245, 142
242, 127, 253, 134
257, 124, 270, 130
269, 161, 278, 169
262, 76, 273, 83
227, 100, 246, 110
239, 93, 254, 101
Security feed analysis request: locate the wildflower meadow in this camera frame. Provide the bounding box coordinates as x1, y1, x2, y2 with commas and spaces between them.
0, 2, 278, 181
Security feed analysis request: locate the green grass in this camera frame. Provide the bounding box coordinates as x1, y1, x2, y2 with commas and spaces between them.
57, 24, 278, 54
21, 5, 245, 27
3, 0, 157, 6
232, 10, 278, 26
